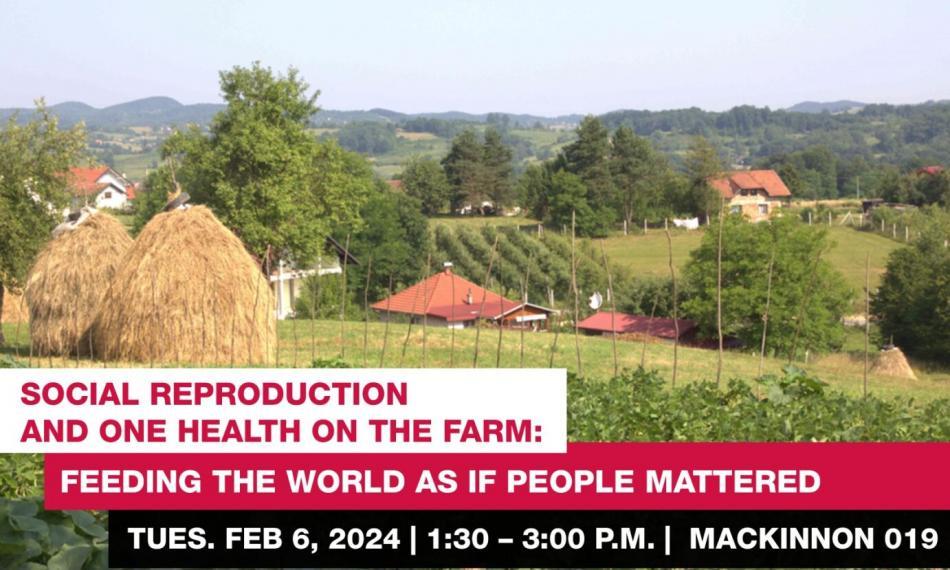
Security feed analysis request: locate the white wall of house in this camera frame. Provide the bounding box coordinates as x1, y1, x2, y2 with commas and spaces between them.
270, 255, 347, 320
94, 187, 128, 209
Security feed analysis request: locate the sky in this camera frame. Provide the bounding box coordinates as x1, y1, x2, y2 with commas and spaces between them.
1, 0, 948, 115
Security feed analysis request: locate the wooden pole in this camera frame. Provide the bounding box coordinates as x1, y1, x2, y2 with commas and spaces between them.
715, 201, 724, 387
14, 291, 24, 360
291, 275, 298, 368
362, 257, 373, 368
472, 235, 500, 368
422, 253, 431, 368
399, 263, 426, 366
450, 264, 456, 367
666, 228, 680, 388
379, 275, 393, 367
788, 248, 824, 363
263, 248, 273, 367
758, 247, 776, 378
249, 259, 263, 367
519, 261, 531, 368
864, 252, 870, 398
339, 234, 351, 359
571, 210, 582, 376
310, 270, 318, 363
641, 294, 658, 368
600, 241, 618, 378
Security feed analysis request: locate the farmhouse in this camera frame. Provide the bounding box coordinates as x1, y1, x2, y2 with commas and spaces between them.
67, 166, 136, 210
270, 236, 359, 320
709, 169, 791, 222
371, 263, 556, 329
577, 311, 697, 342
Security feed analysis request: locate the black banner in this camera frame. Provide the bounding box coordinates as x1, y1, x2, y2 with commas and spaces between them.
109, 510, 949, 568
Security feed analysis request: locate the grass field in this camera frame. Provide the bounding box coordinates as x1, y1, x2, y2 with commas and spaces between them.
112, 149, 160, 180
595, 226, 902, 307
3, 319, 947, 401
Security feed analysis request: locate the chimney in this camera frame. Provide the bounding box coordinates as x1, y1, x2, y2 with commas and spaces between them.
465, 288, 473, 305
443, 261, 453, 273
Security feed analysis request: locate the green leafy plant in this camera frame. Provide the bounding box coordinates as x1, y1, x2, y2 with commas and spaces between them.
0, 498, 107, 570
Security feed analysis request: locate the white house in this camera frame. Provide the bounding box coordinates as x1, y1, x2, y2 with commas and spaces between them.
269, 237, 359, 319
67, 166, 136, 210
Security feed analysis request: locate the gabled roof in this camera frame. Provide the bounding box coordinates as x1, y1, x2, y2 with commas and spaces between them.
371, 267, 520, 321
577, 311, 696, 339
67, 166, 131, 198
710, 169, 792, 198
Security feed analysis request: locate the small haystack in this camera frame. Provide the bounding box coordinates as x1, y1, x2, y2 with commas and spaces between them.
871, 346, 917, 380
89, 205, 275, 365
25, 211, 132, 356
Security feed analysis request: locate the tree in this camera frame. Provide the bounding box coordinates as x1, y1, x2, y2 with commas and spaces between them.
401, 156, 451, 215
872, 207, 950, 363
481, 128, 514, 210
545, 170, 612, 237
163, 62, 366, 265
517, 163, 549, 220
131, 167, 176, 235
683, 216, 852, 356
562, 116, 615, 213
682, 136, 724, 217
610, 125, 669, 225
334, 122, 397, 154
0, 102, 86, 345
441, 129, 486, 211
347, 186, 432, 300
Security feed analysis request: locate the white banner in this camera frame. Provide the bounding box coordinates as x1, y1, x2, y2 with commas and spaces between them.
0, 368, 566, 454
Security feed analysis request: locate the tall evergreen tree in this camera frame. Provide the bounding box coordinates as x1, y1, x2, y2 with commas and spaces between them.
563, 115, 615, 211
482, 127, 514, 210
441, 129, 486, 210
610, 125, 669, 225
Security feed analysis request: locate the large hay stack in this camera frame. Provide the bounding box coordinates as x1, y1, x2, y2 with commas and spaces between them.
90, 206, 275, 365
25, 212, 132, 356
871, 346, 917, 380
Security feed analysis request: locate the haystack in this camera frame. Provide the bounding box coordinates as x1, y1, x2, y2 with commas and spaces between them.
89, 205, 275, 365
24, 211, 132, 356
871, 346, 917, 380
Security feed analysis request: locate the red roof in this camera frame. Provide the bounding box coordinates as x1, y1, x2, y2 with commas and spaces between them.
125, 183, 137, 200
371, 267, 520, 322
577, 311, 696, 340
917, 165, 944, 176
67, 166, 112, 196
386, 179, 403, 189
710, 169, 792, 198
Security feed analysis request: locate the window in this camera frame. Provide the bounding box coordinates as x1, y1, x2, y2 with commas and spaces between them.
758, 204, 768, 215
730, 205, 741, 214
103, 191, 112, 199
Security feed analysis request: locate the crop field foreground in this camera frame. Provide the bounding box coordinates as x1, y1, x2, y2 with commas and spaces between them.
3, 320, 947, 402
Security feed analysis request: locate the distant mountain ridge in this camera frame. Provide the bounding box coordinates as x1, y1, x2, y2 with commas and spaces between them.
785, 100, 867, 114
1, 96, 946, 129
0, 97, 584, 129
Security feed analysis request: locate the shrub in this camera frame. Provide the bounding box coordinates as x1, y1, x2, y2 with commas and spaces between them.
568, 367, 950, 442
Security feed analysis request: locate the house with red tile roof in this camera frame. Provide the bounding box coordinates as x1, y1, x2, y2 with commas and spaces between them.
709, 169, 791, 222
577, 311, 697, 341
67, 165, 135, 210
371, 263, 556, 329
